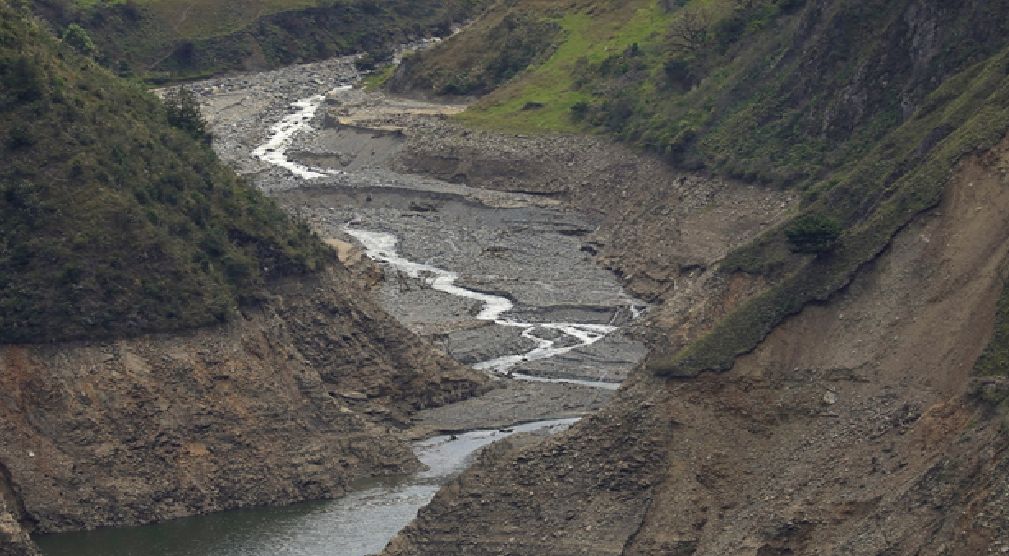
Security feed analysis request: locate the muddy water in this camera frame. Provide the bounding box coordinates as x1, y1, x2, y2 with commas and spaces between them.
36, 58, 647, 555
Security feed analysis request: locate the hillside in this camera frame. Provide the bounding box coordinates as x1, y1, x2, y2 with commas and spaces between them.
378, 0, 1009, 553
0, 7, 490, 555
0, 3, 335, 343
390, 0, 1009, 383
30, 0, 488, 80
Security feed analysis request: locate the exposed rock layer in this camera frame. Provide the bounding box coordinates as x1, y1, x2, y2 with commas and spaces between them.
0, 265, 485, 536
381, 109, 1009, 554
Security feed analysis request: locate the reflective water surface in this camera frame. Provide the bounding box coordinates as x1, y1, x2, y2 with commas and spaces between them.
35, 419, 576, 556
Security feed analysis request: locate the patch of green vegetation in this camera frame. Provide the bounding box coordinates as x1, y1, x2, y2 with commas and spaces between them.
455, 2, 684, 133
362, 62, 398, 91
0, 4, 332, 343
976, 287, 1009, 378
32, 0, 487, 81
387, 10, 561, 113
397, 0, 1009, 378
653, 45, 1009, 376
784, 214, 840, 254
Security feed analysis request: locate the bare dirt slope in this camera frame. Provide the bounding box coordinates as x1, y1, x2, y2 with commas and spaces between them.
0, 264, 485, 538
381, 130, 1009, 554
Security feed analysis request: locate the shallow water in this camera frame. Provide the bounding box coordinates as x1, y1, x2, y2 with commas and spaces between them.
344, 227, 622, 389
35, 419, 577, 556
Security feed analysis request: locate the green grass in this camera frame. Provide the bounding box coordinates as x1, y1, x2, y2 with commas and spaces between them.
457, 3, 686, 132
362, 63, 398, 91
393, 0, 1009, 379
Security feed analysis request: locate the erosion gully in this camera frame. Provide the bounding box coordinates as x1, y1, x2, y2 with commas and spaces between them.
35, 56, 647, 556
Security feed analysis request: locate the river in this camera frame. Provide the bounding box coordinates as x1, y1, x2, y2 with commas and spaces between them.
36, 55, 647, 555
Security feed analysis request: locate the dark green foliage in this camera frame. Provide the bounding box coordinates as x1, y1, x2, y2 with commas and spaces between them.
162, 87, 210, 143
388, 12, 559, 97
61, 23, 96, 57
563, 0, 1009, 188
784, 214, 840, 254
31, 0, 489, 82
0, 7, 332, 343
569, 100, 590, 120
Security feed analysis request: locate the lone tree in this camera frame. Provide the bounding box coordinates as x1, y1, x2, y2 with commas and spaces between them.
163, 87, 210, 144
784, 213, 841, 254
62, 23, 97, 58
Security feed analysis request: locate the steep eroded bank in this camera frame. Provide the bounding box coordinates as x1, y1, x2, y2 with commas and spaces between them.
382, 136, 1009, 555
2, 266, 484, 538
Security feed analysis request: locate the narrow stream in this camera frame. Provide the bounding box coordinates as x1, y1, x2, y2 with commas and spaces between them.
344, 227, 622, 390
250, 85, 351, 179
36, 69, 644, 555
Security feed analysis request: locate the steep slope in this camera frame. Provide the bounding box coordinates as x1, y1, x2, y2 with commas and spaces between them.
0, 267, 482, 537
31, 0, 487, 80
0, 4, 332, 342
379, 0, 1009, 554
0, 6, 486, 554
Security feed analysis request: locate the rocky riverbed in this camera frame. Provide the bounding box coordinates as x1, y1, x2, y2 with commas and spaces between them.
184, 57, 650, 433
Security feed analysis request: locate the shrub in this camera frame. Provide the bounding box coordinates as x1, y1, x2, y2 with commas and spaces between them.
62, 24, 97, 58
163, 87, 210, 144
784, 214, 841, 254
570, 100, 590, 120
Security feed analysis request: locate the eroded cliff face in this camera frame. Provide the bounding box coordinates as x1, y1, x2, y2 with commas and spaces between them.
383, 136, 1009, 555
0, 477, 36, 556
0, 512, 36, 556
0, 263, 485, 536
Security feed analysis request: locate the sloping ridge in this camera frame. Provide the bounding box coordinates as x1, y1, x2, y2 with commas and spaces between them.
0, 7, 487, 554
381, 122, 1009, 556
376, 0, 1009, 553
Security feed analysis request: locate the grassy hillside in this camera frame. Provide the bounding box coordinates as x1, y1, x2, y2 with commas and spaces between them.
0, 3, 332, 343
389, 0, 1009, 377
31, 0, 488, 81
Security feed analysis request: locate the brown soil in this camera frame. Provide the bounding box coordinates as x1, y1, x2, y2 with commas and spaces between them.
0, 263, 486, 537
375, 97, 1009, 554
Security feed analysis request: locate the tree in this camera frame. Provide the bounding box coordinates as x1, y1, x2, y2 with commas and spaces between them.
163, 87, 210, 144
784, 214, 841, 254
61, 24, 97, 58
667, 9, 710, 53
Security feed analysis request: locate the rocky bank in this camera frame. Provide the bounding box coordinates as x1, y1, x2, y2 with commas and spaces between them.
0, 261, 485, 543
377, 111, 1009, 554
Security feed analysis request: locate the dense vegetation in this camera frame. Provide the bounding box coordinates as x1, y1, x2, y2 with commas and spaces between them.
387, 11, 559, 97
30, 0, 488, 81
388, 0, 1009, 377
0, 3, 332, 343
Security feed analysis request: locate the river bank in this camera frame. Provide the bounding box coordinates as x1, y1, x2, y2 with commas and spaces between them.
188, 56, 650, 432
33, 54, 651, 555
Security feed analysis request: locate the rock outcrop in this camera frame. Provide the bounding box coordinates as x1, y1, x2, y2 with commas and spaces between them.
383, 134, 1009, 554
0, 512, 37, 556
0, 264, 485, 537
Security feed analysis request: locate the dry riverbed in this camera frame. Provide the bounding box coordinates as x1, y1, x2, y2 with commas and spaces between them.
184, 57, 649, 439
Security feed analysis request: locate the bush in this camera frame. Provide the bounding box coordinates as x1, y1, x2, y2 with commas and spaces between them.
163, 87, 210, 144
784, 214, 841, 253
570, 100, 590, 120
62, 24, 97, 58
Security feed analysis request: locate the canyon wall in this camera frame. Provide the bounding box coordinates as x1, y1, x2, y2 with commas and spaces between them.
0, 264, 485, 536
